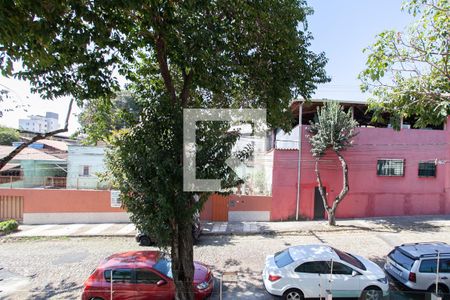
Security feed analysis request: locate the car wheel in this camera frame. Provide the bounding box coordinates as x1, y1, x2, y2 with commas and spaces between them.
283, 288, 304, 300
139, 235, 152, 246
428, 284, 449, 295
361, 287, 382, 300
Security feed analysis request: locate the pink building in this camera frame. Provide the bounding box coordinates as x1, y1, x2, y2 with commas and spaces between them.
201, 100, 450, 221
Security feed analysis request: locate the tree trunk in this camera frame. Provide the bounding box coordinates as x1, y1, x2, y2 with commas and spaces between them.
327, 211, 336, 226
171, 219, 195, 300
314, 158, 331, 218
314, 151, 350, 227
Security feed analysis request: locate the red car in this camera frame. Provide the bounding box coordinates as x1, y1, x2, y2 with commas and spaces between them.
81, 251, 214, 300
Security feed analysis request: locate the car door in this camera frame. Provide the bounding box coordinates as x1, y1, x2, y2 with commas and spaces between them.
294, 261, 329, 298
439, 258, 450, 288
133, 268, 175, 300
419, 258, 450, 290
326, 261, 360, 298
104, 268, 136, 300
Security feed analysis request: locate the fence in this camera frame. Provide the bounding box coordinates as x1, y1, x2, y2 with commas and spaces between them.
0, 176, 22, 185
0, 175, 110, 190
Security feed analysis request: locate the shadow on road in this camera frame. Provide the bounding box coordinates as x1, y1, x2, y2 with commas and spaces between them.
26, 279, 81, 300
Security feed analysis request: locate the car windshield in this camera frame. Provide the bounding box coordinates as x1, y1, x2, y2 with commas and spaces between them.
332, 248, 366, 271
274, 249, 294, 268
389, 249, 415, 270
153, 258, 173, 279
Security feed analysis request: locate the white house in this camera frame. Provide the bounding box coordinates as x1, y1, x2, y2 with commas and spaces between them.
66, 145, 108, 190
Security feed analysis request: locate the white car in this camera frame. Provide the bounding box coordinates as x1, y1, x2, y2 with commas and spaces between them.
262, 245, 389, 300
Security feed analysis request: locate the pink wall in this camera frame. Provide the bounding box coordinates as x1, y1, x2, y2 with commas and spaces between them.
0, 189, 124, 213
271, 120, 450, 221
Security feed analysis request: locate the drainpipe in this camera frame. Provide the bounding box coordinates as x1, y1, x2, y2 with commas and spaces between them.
295, 102, 303, 221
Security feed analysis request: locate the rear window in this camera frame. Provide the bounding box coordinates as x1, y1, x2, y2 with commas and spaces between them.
332, 248, 366, 271
389, 249, 416, 270
274, 249, 294, 268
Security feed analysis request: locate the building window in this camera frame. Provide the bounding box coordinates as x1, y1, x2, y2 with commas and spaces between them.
82, 165, 90, 176
418, 162, 436, 177
377, 159, 404, 176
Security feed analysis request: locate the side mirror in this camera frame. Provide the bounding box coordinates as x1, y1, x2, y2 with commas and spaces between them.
156, 280, 167, 287
352, 270, 359, 277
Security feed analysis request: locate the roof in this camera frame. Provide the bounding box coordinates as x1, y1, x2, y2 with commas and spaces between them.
399, 242, 450, 259
288, 245, 339, 262
35, 139, 68, 151
293, 98, 367, 105
0, 146, 65, 162
100, 251, 161, 269
0, 163, 20, 171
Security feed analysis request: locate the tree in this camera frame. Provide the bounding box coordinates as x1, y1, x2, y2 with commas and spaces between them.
308, 102, 358, 226
77, 92, 142, 144
359, 0, 449, 129
0, 2, 329, 299
0, 126, 20, 145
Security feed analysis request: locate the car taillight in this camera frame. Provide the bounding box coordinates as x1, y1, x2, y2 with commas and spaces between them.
268, 274, 282, 282
408, 272, 416, 282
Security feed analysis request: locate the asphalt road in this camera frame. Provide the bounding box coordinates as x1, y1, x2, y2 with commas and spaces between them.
1, 226, 450, 299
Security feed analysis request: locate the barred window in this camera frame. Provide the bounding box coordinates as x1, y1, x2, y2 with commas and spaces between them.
418, 162, 436, 177
377, 159, 404, 176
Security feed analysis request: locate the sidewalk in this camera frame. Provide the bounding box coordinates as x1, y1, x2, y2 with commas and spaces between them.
6, 214, 450, 238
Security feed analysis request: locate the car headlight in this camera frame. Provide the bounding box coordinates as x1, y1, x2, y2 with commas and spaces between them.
196, 281, 209, 290
377, 276, 388, 284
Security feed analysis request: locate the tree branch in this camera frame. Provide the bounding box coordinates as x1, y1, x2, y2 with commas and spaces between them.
314, 158, 331, 213
0, 98, 74, 170
155, 35, 177, 104
180, 68, 193, 107
331, 150, 349, 212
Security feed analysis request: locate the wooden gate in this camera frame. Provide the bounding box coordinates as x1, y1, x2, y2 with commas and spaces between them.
211, 194, 229, 221
0, 195, 24, 221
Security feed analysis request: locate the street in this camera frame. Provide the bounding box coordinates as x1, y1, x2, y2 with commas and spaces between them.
1, 223, 450, 300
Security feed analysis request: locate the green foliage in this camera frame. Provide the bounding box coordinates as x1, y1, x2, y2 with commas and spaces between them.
0, 126, 20, 145
308, 102, 358, 157
0, 1, 329, 298
0, 219, 19, 233
77, 92, 142, 144
360, 0, 450, 128
0, 0, 329, 129
106, 97, 242, 246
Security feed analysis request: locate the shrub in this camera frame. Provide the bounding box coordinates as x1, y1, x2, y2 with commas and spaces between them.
0, 219, 19, 233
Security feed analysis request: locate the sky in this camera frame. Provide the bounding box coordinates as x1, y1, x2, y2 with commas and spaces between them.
0, 0, 413, 134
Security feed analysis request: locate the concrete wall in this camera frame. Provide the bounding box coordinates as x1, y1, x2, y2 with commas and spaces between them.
271, 119, 450, 221
66, 145, 107, 189
0, 189, 129, 224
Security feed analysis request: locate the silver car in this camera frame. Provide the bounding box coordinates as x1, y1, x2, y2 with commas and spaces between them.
384, 242, 450, 295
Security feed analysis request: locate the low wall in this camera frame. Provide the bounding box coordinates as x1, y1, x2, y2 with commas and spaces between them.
0, 188, 129, 224
200, 194, 272, 221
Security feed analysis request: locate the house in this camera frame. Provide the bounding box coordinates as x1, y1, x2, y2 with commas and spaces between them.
66, 145, 108, 190
200, 99, 450, 221
18, 112, 60, 133
0, 146, 67, 188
